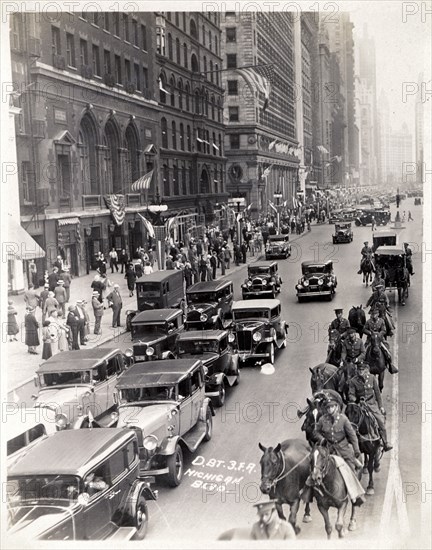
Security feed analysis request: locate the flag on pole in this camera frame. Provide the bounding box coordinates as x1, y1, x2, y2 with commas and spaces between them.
158, 78, 171, 95
131, 170, 154, 192
138, 213, 155, 239
263, 165, 273, 179
268, 200, 278, 214
104, 194, 126, 225
235, 64, 274, 111
165, 214, 180, 234
317, 145, 329, 155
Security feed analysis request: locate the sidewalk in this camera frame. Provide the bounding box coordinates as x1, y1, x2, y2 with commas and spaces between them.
6, 229, 311, 393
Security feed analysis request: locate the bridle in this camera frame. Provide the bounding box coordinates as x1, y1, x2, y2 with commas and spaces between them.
311, 447, 349, 503
348, 402, 380, 443
264, 450, 309, 488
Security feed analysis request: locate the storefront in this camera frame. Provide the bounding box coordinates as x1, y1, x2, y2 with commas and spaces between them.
57, 218, 81, 276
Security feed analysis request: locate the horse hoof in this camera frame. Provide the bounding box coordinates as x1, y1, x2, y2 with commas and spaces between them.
303, 514, 312, 524
362, 467, 368, 475
374, 465, 381, 473
294, 526, 301, 535
337, 526, 346, 538
366, 487, 375, 495
348, 520, 357, 532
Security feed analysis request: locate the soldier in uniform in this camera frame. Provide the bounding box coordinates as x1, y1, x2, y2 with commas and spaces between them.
250, 500, 296, 540
371, 270, 386, 291
348, 362, 393, 451
328, 307, 350, 339
358, 241, 374, 274
366, 284, 394, 337
363, 308, 386, 345
340, 328, 366, 366
403, 242, 414, 275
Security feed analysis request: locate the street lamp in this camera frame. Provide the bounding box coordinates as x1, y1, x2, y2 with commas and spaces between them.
147, 191, 168, 269
229, 192, 246, 245
274, 190, 283, 233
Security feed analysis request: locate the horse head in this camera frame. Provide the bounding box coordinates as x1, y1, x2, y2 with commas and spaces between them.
310, 365, 325, 393
258, 442, 282, 494
310, 444, 330, 485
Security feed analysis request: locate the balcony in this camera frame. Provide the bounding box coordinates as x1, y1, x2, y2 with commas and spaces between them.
81, 64, 93, 79
52, 54, 66, 70
104, 73, 116, 87
82, 195, 101, 209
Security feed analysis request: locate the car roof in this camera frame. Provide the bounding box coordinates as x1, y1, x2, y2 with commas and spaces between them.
232, 299, 280, 310
301, 260, 333, 267
187, 280, 232, 292
7, 408, 57, 439
374, 246, 406, 255
268, 234, 288, 240
8, 429, 135, 477
177, 329, 227, 341
136, 270, 183, 283
335, 223, 351, 227
132, 308, 182, 324
116, 359, 202, 388
373, 231, 397, 238
249, 261, 277, 268
37, 348, 121, 374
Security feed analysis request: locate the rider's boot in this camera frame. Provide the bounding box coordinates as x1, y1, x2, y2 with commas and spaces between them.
357, 262, 363, 275
380, 429, 393, 452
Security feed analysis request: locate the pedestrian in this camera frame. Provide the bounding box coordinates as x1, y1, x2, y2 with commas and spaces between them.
24, 284, 40, 310
97, 253, 107, 275
53, 255, 64, 273
92, 291, 104, 335
143, 261, 153, 275
81, 299, 91, 339
224, 247, 232, 270
206, 257, 213, 281
75, 301, 87, 346
47, 310, 66, 355
62, 267, 72, 302
241, 242, 247, 264
250, 500, 296, 540
118, 248, 129, 273
218, 249, 226, 276
91, 273, 105, 303
125, 263, 136, 297
371, 215, 376, 231
148, 248, 155, 268
199, 255, 207, 281
109, 247, 119, 273
183, 262, 193, 288
166, 255, 174, 270
134, 258, 143, 278
106, 284, 123, 328
7, 300, 19, 342
29, 259, 38, 288
25, 307, 39, 354
48, 267, 60, 292
408, 210, 413, 221
66, 305, 80, 350
54, 280, 67, 318
41, 320, 53, 360
210, 252, 217, 279
44, 291, 59, 318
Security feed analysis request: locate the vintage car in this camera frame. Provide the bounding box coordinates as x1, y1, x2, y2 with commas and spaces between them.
32, 348, 128, 429
265, 234, 291, 260
355, 208, 391, 226
414, 197, 422, 205
374, 246, 407, 289
241, 261, 282, 299
185, 280, 233, 330
332, 223, 353, 244
126, 270, 185, 331
127, 308, 184, 362
7, 429, 156, 541
296, 260, 337, 302
340, 208, 357, 221
229, 299, 288, 365
328, 209, 344, 224
7, 408, 58, 470
175, 330, 240, 406
372, 231, 397, 252
113, 359, 214, 487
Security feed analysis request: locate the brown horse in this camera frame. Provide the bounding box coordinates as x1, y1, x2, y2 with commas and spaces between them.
348, 305, 366, 337
365, 331, 387, 392
326, 329, 343, 367
310, 363, 341, 393
258, 440, 312, 534
360, 256, 374, 286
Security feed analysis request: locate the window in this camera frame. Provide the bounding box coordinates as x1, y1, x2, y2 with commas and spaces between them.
202, 25, 206, 46
194, 91, 201, 114
214, 36, 218, 55
134, 63, 140, 90
178, 377, 191, 398
229, 106, 239, 121
125, 59, 131, 81
78, 115, 98, 194
104, 50, 111, 74
182, 166, 187, 194
51, 26, 61, 55
219, 134, 223, 156
21, 161, 34, 203
168, 34, 173, 60
180, 123, 185, 150
57, 150, 71, 197
103, 13, 110, 31
178, 80, 183, 109
191, 53, 199, 72
163, 164, 170, 195
124, 440, 138, 468
108, 449, 127, 481
113, 13, 120, 36
172, 121, 177, 149
114, 55, 121, 83
80, 39, 88, 66
203, 56, 207, 78
92, 12, 99, 26
230, 134, 240, 149
175, 12, 179, 26
81, 11, 87, 20
132, 19, 138, 45
187, 125, 191, 151
176, 38, 181, 64
141, 24, 147, 50
123, 13, 129, 41
226, 54, 237, 68
161, 118, 168, 148
11, 14, 22, 51
227, 80, 238, 95
92, 45, 100, 76
215, 63, 219, 85
159, 74, 167, 103
142, 67, 148, 90
212, 132, 217, 155
191, 369, 202, 392
183, 43, 188, 68
210, 60, 213, 83
211, 96, 215, 119
185, 83, 190, 111
173, 165, 179, 195
226, 27, 236, 42
190, 19, 197, 38
170, 77, 175, 107
183, 13, 186, 30
66, 33, 75, 67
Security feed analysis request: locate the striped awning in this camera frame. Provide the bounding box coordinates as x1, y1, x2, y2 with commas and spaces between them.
58, 217, 80, 226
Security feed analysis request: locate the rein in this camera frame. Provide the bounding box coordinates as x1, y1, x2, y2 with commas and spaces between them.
312, 451, 349, 504
271, 452, 310, 486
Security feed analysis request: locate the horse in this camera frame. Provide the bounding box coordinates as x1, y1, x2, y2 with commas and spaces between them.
348, 305, 366, 338
258, 440, 312, 534
360, 256, 374, 286
395, 266, 409, 305
309, 444, 359, 538
365, 331, 387, 392
338, 361, 358, 404
310, 363, 341, 393
326, 329, 343, 367
345, 401, 382, 496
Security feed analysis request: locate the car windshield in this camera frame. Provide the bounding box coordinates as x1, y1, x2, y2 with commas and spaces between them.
40, 371, 92, 387
178, 340, 219, 355
233, 310, 270, 321
131, 322, 167, 338
249, 267, 271, 276
187, 293, 216, 304
303, 265, 329, 275
7, 475, 81, 506
136, 283, 160, 297
120, 386, 176, 402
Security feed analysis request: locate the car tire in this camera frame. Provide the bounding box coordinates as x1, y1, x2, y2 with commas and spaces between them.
203, 408, 213, 441
131, 495, 149, 540
213, 383, 226, 407
297, 296, 304, 303
281, 338, 287, 349
267, 343, 275, 364
355, 220, 361, 227
167, 444, 184, 487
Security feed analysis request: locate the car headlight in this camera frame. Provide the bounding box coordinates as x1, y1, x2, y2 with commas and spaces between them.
143, 435, 159, 452
125, 348, 133, 358
146, 347, 155, 356
303, 280, 309, 287
247, 281, 252, 287
55, 413, 68, 430
262, 280, 267, 286
228, 333, 235, 343
296, 284, 302, 290
253, 332, 262, 342
318, 279, 324, 286
111, 411, 119, 421
200, 313, 208, 322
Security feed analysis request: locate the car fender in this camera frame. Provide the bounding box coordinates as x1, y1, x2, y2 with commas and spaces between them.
159, 435, 182, 456
199, 397, 215, 420
121, 479, 157, 526
206, 372, 225, 387
161, 350, 176, 360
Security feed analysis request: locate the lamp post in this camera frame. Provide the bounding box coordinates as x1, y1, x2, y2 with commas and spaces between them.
274, 190, 282, 233
148, 191, 168, 270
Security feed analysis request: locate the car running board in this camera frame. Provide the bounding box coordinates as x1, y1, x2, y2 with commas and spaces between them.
182, 420, 207, 451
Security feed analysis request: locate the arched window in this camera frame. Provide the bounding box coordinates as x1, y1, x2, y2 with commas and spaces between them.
78, 113, 98, 194
215, 63, 219, 86
168, 33, 173, 60
202, 25, 206, 46
187, 125, 191, 151
190, 19, 197, 39
191, 53, 199, 73
214, 36, 218, 55
211, 95, 215, 120
104, 118, 121, 193
173, 165, 179, 195
171, 121, 177, 149
200, 170, 209, 194
182, 13, 186, 31
209, 60, 213, 83
170, 76, 175, 107
185, 82, 190, 111
217, 98, 221, 122
194, 90, 201, 114
183, 43, 188, 68
163, 164, 170, 195
203, 56, 207, 79
180, 123, 185, 150
159, 73, 167, 104
178, 79, 183, 110
175, 12, 179, 27
218, 134, 223, 157
125, 124, 140, 185
176, 38, 181, 64
161, 117, 168, 148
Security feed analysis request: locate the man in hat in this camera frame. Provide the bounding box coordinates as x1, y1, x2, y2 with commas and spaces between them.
54, 280, 67, 318
48, 267, 60, 292
357, 241, 374, 274
24, 284, 40, 310
363, 308, 386, 345
66, 305, 80, 350
250, 500, 296, 540
403, 242, 414, 275
75, 300, 87, 345
25, 306, 40, 354
371, 270, 386, 291
39, 284, 50, 323
92, 291, 104, 335
53, 255, 64, 273
328, 308, 350, 339
62, 267, 72, 302
341, 329, 366, 366
348, 362, 393, 451
106, 284, 123, 328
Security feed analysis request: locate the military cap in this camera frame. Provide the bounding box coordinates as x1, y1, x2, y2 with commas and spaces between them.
92, 291, 100, 297
253, 500, 278, 514
364, 241, 369, 244
322, 390, 343, 408
369, 307, 379, 315
346, 328, 356, 335
357, 361, 370, 370
334, 307, 344, 313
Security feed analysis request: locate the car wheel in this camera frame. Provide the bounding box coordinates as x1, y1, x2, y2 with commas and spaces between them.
167, 444, 184, 487
297, 295, 304, 303
267, 343, 275, 364
281, 338, 287, 349
203, 408, 213, 441
131, 495, 149, 540
213, 383, 226, 407
355, 220, 361, 227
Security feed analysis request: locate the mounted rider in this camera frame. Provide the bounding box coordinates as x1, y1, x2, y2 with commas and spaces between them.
371, 270, 386, 291
366, 284, 394, 337
348, 362, 393, 452
357, 241, 375, 274
328, 307, 350, 339
403, 242, 414, 275
363, 308, 386, 345
340, 328, 366, 365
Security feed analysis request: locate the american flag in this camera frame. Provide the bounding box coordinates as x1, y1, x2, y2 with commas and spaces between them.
104, 195, 126, 225
235, 64, 274, 111
137, 213, 155, 238
131, 170, 154, 192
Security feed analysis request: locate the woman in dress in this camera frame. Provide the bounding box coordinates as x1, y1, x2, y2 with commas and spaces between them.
42, 320, 53, 360
125, 263, 137, 297
7, 300, 19, 342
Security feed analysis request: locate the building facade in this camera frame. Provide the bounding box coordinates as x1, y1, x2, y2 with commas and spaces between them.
415, 72, 425, 185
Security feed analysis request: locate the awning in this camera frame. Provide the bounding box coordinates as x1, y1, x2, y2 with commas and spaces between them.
6, 217, 46, 260
144, 144, 157, 154
58, 217, 80, 226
